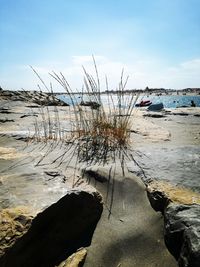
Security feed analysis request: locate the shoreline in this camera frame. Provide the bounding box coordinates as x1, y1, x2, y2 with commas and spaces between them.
0, 89, 200, 266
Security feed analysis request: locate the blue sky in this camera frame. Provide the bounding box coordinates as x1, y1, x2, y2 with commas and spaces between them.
0, 0, 200, 91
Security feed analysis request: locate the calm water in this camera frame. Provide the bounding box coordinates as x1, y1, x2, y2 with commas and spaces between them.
58, 94, 200, 108
136, 95, 200, 108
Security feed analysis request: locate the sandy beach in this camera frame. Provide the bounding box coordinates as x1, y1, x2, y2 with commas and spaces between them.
0, 91, 200, 267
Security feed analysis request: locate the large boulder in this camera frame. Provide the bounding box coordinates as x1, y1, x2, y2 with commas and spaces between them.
164, 203, 200, 267
0, 189, 103, 267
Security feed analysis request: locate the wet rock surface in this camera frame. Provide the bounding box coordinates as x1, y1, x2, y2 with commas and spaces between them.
164, 203, 200, 267
0, 189, 103, 267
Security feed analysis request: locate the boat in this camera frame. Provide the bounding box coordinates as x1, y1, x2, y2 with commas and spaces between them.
147, 102, 164, 111
135, 100, 152, 107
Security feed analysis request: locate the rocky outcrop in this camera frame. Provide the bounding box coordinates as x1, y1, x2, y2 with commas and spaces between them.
146, 180, 200, 267
146, 180, 200, 213
0, 189, 103, 267
0, 89, 69, 106
164, 204, 200, 267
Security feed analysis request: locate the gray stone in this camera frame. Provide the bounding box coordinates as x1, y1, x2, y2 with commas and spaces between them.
147, 186, 169, 213
164, 203, 200, 267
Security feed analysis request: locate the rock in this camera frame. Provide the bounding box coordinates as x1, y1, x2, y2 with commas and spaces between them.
146, 180, 200, 213
0, 189, 103, 267
0, 119, 14, 123
80, 101, 100, 109
33, 98, 69, 106
127, 163, 147, 179
0, 110, 12, 114
82, 168, 108, 183
20, 114, 38, 118
0, 207, 34, 257
147, 186, 169, 213
56, 248, 87, 267
0, 89, 69, 106
143, 113, 166, 118
172, 112, 189, 116
164, 203, 200, 267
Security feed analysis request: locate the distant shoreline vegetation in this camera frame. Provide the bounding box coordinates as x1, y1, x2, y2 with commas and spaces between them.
1, 86, 200, 95
55, 87, 200, 95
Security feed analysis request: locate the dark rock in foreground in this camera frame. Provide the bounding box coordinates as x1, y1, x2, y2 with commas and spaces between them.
146, 181, 200, 266
164, 204, 200, 267
0, 189, 103, 267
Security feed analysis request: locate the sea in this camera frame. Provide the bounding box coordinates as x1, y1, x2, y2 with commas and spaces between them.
58, 94, 200, 108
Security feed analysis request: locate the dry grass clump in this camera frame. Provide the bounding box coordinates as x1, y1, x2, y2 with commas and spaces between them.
30, 59, 139, 167
50, 60, 138, 165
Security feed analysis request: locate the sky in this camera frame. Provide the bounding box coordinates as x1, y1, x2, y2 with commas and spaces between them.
0, 0, 200, 91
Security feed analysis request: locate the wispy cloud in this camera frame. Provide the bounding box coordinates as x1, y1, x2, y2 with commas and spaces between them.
1, 56, 200, 91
